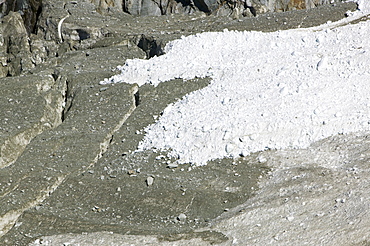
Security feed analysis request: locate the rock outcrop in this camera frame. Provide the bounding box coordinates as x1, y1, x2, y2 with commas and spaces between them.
90, 0, 347, 17
0, 11, 33, 77
0, 71, 66, 169
0, 0, 42, 34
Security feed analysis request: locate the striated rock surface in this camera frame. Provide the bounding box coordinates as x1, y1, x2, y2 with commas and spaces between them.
0, 71, 66, 169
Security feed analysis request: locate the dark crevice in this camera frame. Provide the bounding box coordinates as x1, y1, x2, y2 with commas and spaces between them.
61, 78, 72, 122
51, 69, 59, 81
134, 90, 140, 107
137, 35, 164, 59
108, 134, 114, 145
31, 2, 43, 34
2, 0, 43, 35
192, 0, 211, 13
51, 69, 69, 123
248, 6, 257, 16
76, 29, 90, 40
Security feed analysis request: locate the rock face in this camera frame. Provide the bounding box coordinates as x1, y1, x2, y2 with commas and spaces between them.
0, 0, 366, 245
0, 11, 33, 77
0, 71, 66, 169
85, 0, 347, 17
0, 0, 42, 34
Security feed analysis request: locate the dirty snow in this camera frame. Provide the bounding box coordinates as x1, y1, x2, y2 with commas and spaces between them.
101, 1, 370, 166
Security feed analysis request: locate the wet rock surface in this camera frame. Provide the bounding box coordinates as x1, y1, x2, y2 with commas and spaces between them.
0, 0, 369, 245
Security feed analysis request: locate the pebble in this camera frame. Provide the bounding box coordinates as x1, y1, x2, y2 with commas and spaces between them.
286, 216, 294, 222
177, 213, 187, 223
335, 198, 346, 203
167, 162, 179, 168
258, 155, 267, 163
155, 155, 165, 160
92, 206, 102, 212
146, 176, 154, 186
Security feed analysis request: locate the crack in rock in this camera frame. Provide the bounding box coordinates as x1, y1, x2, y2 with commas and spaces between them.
0, 83, 138, 237
0, 72, 67, 169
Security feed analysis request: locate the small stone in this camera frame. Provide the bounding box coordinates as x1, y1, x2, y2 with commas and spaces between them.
316, 212, 325, 217
167, 162, 178, 169
258, 155, 267, 163
116, 187, 121, 192
177, 213, 186, 223
286, 216, 294, 222
146, 176, 154, 186
92, 206, 102, 212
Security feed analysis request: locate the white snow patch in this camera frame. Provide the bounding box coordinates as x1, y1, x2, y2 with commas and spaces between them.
101, 1, 370, 166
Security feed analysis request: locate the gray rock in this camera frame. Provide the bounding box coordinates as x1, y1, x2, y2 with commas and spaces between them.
193, 0, 218, 13
90, 0, 124, 13
177, 213, 187, 223
0, 0, 42, 34
124, 0, 162, 15
0, 11, 33, 77
0, 71, 65, 169
146, 176, 154, 186
0, 79, 139, 238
